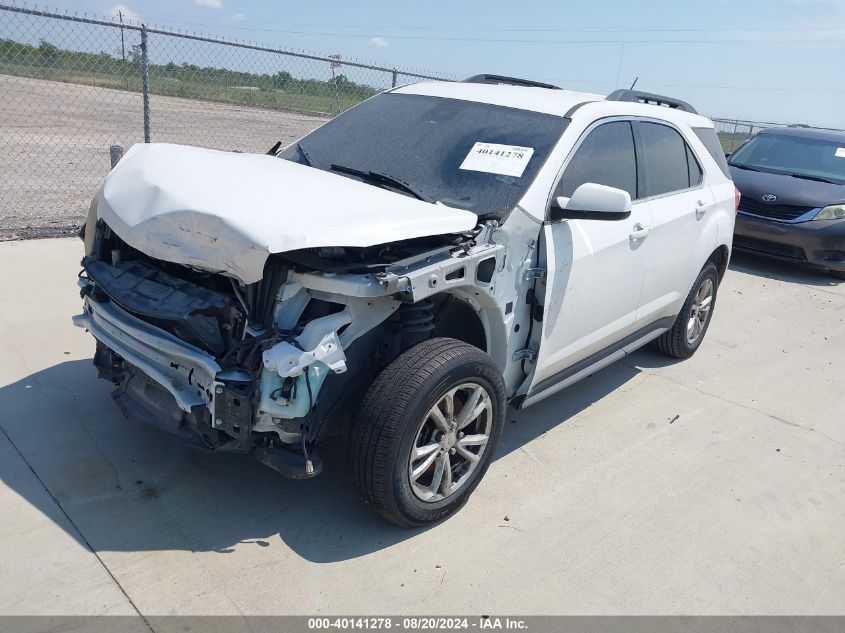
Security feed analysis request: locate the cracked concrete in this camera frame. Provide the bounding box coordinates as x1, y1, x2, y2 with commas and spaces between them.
0, 238, 843, 615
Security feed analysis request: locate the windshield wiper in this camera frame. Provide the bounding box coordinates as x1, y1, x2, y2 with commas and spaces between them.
788, 172, 840, 185
328, 163, 430, 202
730, 163, 765, 172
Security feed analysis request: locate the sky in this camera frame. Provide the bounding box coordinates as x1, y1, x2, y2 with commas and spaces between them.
20, 0, 845, 127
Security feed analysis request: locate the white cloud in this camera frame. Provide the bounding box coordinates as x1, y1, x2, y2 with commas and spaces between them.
106, 4, 139, 21
231, 13, 246, 21
369, 36, 389, 48
194, 0, 223, 9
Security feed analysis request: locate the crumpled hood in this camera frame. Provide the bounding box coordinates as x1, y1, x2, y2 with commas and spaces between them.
97, 143, 478, 284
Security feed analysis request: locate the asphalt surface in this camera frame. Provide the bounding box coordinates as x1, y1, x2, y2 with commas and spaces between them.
0, 75, 326, 240
0, 238, 843, 615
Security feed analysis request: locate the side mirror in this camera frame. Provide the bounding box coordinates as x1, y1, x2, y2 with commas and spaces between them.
549, 183, 632, 222
725, 152, 732, 160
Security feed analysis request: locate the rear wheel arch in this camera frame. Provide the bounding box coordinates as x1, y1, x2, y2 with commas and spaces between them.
708, 244, 730, 282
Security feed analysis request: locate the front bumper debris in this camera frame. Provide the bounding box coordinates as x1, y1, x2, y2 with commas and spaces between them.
73, 288, 323, 477
73, 291, 221, 412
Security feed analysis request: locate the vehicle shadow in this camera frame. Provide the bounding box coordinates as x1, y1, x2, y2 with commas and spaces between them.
0, 356, 653, 563
728, 250, 840, 286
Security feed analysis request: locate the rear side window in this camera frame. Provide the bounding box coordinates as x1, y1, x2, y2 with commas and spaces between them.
638, 122, 693, 197
693, 126, 731, 177
556, 121, 637, 199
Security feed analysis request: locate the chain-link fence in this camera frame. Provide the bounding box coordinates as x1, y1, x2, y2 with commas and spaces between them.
0, 2, 820, 240
0, 3, 453, 239
711, 118, 784, 154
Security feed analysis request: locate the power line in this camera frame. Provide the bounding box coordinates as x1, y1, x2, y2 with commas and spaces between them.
133, 19, 845, 45
133, 10, 845, 35
551, 78, 845, 94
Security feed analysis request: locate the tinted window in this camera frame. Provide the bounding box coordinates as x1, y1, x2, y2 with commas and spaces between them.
687, 145, 703, 186
556, 121, 637, 199
639, 122, 692, 197
693, 126, 731, 177
279, 93, 569, 219
728, 133, 845, 185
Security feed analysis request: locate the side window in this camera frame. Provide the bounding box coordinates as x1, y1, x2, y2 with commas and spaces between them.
638, 122, 697, 197
556, 121, 637, 200
687, 145, 703, 186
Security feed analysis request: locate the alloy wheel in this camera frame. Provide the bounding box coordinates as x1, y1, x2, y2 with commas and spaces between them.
686, 277, 714, 345
408, 382, 493, 502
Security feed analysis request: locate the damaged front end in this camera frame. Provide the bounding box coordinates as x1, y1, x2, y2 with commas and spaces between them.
74, 219, 502, 479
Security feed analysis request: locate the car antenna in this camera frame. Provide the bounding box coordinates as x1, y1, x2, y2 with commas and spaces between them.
267, 140, 282, 156
629, 76, 639, 90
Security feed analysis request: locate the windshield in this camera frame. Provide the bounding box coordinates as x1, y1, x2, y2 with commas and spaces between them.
279, 93, 569, 218
729, 133, 845, 185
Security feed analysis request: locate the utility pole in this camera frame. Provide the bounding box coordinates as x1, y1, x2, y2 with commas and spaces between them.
329, 54, 341, 114
118, 10, 127, 89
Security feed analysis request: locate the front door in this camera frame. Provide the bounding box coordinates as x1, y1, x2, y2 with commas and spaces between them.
528, 120, 650, 394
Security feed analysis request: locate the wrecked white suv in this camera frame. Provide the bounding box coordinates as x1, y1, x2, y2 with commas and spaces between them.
74, 75, 737, 526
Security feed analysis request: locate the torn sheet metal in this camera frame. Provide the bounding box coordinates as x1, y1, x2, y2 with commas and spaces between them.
263, 332, 347, 378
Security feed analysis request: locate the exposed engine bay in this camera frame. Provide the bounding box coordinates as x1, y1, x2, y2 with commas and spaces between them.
75, 219, 507, 478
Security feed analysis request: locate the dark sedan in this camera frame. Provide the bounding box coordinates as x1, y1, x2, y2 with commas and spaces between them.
730, 126, 845, 279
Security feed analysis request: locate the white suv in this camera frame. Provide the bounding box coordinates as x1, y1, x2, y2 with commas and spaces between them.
75, 75, 737, 526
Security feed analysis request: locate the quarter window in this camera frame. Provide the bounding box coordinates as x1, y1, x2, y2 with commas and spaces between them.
687, 144, 703, 187
556, 121, 637, 200
693, 126, 731, 178
638, 122, 697, 197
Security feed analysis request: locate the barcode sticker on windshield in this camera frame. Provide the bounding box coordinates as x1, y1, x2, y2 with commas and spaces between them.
835, 147, 845, 158
460, 142, 535, 177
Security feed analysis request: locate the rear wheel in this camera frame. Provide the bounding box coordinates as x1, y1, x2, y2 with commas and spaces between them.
655, 262, 719, 359
350, 338, 505, 527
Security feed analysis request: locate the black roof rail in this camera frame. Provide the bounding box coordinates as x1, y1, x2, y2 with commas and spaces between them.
606, 89, 698, 114
463, 74, 561, 90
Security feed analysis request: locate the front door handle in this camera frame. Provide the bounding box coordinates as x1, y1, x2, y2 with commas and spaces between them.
629, 223, 651, 241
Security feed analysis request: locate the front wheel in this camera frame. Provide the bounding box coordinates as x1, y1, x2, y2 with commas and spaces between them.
350, 338, 505, 527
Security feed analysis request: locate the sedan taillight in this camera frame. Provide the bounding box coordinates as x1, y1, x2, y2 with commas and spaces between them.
734, 187, 741, 213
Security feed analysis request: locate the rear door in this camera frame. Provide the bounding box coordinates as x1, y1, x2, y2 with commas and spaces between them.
633, 120, 717, 324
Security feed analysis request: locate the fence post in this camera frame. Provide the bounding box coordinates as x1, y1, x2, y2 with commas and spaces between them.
730, 118, 740, 152
391, 69, 398, 88
110, 144, 124, 168
140, 24, 151, 143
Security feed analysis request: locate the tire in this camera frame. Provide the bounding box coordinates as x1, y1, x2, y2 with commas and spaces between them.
654, 261, 719, 359
350, 337, 506, 527
830, 269, 845, 281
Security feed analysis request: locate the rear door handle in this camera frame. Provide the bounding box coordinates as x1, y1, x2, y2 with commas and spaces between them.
695, 199, 711, 219
629, 223, 651, 241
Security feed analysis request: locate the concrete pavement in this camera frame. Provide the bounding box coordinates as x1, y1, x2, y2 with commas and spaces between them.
0, 238, 843, 615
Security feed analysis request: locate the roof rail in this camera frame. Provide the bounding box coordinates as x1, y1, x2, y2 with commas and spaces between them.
606, 89, 698, 114
463, 74, 561, 90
